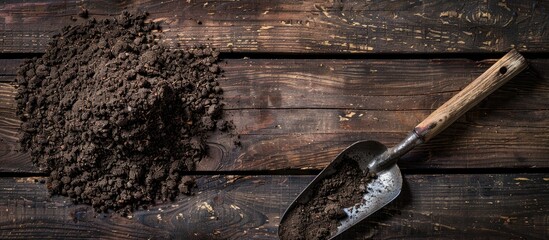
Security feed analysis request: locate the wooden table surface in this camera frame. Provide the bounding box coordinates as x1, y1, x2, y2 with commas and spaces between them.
1, 1, 548, 239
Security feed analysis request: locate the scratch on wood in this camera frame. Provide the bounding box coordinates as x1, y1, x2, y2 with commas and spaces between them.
434, 222, 457, 230
440, 11, 459, 18
348, 43, 373, 51
345, 112, 356, 118
15, 177, 41, 183
338, 115, 350, 121
413, 12, 430, 19
369, 221, 391, 227
199, 202, 215, 214
230, 204, 240, 210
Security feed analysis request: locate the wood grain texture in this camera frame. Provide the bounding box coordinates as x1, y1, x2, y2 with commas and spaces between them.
0, 177, 172, 239
1, 58, 548, 172
0, 82, 34, 173
1, 2, 546, 239
0, 59, 21, 76
1, 0, 549, 54
212, 109, 549, 171
339, 173, 549, 240
416, 49, 527, 142
0, 174, 547, 239
3, 58, 549, 110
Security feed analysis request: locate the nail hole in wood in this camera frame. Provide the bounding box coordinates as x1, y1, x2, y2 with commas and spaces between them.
499, 66, 507, 74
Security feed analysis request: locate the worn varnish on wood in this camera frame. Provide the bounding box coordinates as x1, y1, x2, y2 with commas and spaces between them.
0, 174, 547, 239
1, 59, 548, 172
0, 0, 548, 54
1, 0, 549, 239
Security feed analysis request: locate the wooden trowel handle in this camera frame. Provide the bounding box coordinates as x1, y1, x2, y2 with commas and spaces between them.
414, 49, 527, 142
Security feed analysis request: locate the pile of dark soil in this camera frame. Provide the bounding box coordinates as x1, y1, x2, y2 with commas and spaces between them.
15, 12, 229, 214
279, 160, 375, 240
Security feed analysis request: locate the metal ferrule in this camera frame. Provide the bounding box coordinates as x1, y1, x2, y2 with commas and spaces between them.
368, 130, 423, 172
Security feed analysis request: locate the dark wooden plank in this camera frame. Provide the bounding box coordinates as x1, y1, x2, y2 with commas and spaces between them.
0, 174, 547, 239
0, 177, 172, 239
1, 0, 548, 54
0, 59, 21, 76
214, 113, 549, 171
340, 173, 549, 240
222, 58, 548, 111
0, 82, 34, 173
1, 58, 548, 172
2, 108, 548, 172
2, 59, 548, 110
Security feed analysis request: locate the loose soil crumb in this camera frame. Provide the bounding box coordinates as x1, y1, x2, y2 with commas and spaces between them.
15, 12, 229, 214
279, 159, 375, 240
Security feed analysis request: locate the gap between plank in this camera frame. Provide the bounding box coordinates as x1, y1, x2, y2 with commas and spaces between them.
2, 52, 549, 61
1, 167, 548, 178
219, 51, 549, 60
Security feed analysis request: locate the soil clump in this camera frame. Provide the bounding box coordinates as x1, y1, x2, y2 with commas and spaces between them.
279, 160, 375, 240
15, 12, 228, 214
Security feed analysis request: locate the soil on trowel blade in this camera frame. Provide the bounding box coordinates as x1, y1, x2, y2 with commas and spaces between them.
279, 159, 375, 240
15, 12, 231, 214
